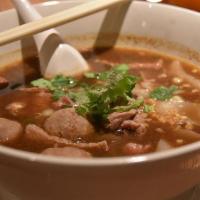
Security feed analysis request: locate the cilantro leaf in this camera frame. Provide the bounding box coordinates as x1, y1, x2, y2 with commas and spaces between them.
51, 75, 77, 88
114, 64, 129, 74
31, 75, 77, 101
31, 75, 77, 90
52, 90, 66, 101
149, 85, 177, 101
84, 72, 97, 79
84, 64, 129, 80
76, 67, 139, 120
84, 71, 111, 80
31, 78, 53, 90
113, 99, 144, 112
68, 89, 89, 105
143, 104, 155, 113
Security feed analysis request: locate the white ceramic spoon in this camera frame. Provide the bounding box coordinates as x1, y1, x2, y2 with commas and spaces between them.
11, 0, 89, 78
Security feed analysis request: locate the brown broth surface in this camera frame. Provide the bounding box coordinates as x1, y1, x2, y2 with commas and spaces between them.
0, 47, 200, 157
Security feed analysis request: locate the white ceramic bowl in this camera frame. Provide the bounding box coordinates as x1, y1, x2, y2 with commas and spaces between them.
0, 1, 200, 200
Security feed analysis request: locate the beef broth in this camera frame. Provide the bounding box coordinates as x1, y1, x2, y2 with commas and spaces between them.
0, 47, 200, 158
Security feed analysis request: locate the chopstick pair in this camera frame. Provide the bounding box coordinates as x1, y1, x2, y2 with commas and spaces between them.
0, 0, 128, 46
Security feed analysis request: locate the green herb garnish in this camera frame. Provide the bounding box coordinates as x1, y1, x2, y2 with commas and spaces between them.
113, 99, 144, 112
51, 75, 77, 88
31, 65, 140, 120
31, 78, 54, 90
76, 67, 139, 119
143, 104, 155, 113
149, 85, 177, 101
84, 64, 129, 80
31, 75, 77, 100
68, 89, 89, 105
52, 90, 66, 101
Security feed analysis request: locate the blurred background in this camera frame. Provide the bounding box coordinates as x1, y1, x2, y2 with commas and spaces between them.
0, 0, 200, 12
150, 0, 200, 11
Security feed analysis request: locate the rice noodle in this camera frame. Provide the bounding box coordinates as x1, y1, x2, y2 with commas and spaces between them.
157, 99, 200, 126
169, 60, 200, 90
155, 100, 200, 127
155, 97, 184, 115
156, 139, 173, 151
173, 128, 200, 142
180, 102, 200, 126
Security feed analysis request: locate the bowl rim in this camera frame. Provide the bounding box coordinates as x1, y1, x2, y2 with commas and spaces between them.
0, 140, 200, 167
0, 0, 200, 167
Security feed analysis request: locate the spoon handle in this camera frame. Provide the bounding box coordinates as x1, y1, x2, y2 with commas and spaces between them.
11, 0, 59, 50
12, 0, 42, 21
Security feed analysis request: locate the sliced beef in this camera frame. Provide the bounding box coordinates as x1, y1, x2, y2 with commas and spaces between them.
25, 124, 108, 152
130, 59, 163, 70
130, 60, 164, 80
0, 118, 23, 144
76, 141, 109, 152
121, 120, 143, 134
42, 147, 92, 158
44, 108, 94, 140
121, 113, 149, 136
123, 143, 152, 155
0, 76, 9, 89
52, 96, 74, 110
25, 124, 60, 148
108, 110, 137, 130
108, 110, 150, 136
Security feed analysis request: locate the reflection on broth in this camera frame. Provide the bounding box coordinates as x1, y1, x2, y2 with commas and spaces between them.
0, 47, 200, 158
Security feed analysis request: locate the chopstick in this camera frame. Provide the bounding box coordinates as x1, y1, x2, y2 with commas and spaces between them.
0, 0, 129, 46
